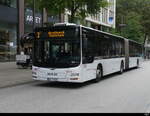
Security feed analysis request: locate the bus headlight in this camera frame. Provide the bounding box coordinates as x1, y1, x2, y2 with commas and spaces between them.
32, 76, 37, 79
32, 71, 37, 75
70, 73, 80, 80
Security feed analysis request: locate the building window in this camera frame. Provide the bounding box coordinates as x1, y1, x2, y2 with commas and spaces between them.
0, 24, 17, 62
24, 0, 43, 33
109, 0, 115, 11
0, 0, 17, 8
0, 0, 17, 62
102, 8, 108, 24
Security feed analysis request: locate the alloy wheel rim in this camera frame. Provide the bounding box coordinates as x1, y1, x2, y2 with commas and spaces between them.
97, 68, 101, 78
121, 64, 124, 73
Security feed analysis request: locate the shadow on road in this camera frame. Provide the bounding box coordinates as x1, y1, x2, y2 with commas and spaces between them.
33, 74, 121, 89
34, 81, 93, 89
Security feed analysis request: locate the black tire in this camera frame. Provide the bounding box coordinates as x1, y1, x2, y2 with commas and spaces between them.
119, 62, 124, 74
137, 59, 139, 68
94, 65, 103, 83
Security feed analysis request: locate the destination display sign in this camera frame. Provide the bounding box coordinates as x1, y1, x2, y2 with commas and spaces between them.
35, 27, 79, 39
48, 31, 64, 37
36, 31, 65, 39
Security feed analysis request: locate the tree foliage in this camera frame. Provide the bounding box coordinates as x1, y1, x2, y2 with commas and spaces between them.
140, 0, 150, 37
39, 0, 108, 23
25, 0, 42, 12
111, 0, 150, 43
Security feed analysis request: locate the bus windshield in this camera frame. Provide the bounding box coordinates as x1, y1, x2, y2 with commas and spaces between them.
33, 28, 81, 68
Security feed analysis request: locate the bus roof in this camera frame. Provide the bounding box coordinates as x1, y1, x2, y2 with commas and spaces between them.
80, 25, 143, 45
35, 23, 78, 31
35, 23, 142, 45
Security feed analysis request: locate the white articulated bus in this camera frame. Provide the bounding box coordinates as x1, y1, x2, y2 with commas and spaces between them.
30, 23, 143, 83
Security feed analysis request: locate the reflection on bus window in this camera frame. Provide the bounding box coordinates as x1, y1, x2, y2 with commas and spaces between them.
34, 40, 81, 68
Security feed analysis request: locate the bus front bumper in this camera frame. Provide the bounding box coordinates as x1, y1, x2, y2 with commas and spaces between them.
32, 66, 84, 83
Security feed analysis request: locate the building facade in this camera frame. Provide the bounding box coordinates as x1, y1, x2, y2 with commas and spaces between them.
64, 0, 116, 31
0, 0, 43, 62
0, 0, 116, 62
0, 0, 18, 62
86, 0, 116, 30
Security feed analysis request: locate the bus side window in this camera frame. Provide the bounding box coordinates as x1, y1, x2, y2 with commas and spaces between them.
82, 31, 94, 64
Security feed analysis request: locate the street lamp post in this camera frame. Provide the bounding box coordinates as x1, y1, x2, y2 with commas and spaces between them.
18, 0, 25, 54
119, 16, 126, 36
119, 23, 126, 36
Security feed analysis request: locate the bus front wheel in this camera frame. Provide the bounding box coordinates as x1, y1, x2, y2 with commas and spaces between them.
94, 65, 103, 83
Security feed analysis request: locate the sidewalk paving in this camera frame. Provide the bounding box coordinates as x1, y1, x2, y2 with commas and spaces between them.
0, 59, 149, 89
0, 62, 35, 88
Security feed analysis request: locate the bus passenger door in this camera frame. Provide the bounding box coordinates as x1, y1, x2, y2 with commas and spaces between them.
82, 32, 96, 81
82, 54, 95, 81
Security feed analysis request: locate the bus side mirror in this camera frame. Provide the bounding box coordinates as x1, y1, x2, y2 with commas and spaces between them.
83, 55, 94, 64
28, 33, 35, 39
87, 56, 94, 63
20, 33, 35, 48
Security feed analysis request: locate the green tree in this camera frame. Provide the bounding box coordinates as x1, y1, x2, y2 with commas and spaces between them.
123, 12, 144, 43
25, 0, 41, 12
139, 0, 150, 43
39, 0, 108, 23
112, 0, 150, 43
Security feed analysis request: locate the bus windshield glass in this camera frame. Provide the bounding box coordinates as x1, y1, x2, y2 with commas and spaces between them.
33, 27, 81, 68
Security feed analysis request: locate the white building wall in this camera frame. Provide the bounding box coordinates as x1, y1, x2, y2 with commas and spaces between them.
64, 0, 116, 29
86, 0, 116, 28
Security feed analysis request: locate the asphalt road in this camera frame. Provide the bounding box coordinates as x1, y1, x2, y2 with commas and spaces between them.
0, 61, 150, 113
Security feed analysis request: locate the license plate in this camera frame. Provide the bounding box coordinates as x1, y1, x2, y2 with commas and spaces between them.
47, 78, 58, 82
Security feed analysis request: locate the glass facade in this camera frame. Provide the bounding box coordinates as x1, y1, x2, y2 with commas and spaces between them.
25, 8, 42, 33
0, 0, 60, 62
0, 0, 64, 62
0, 0, 17, 62
0, 0, 17, 8
0, 23, 17, 62
24, 0, 42, 34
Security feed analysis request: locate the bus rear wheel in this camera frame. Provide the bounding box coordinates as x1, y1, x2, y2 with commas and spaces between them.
119, 62, 124, 74
137, 59, 139, 68
94, 65, 103, 83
